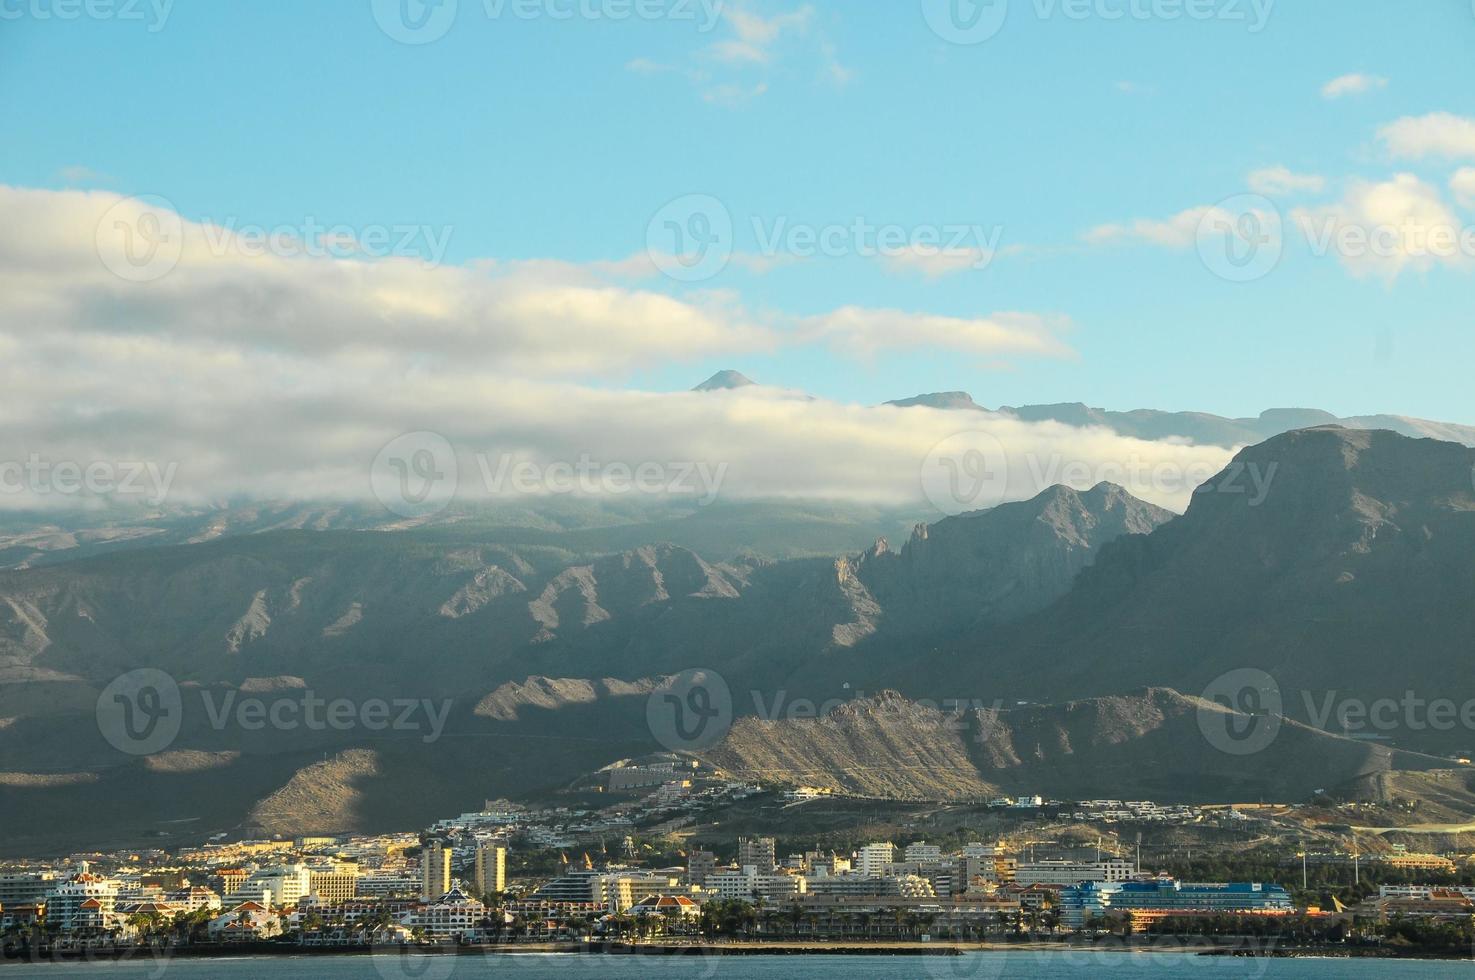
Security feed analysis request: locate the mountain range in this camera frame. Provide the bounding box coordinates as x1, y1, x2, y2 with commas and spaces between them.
2, 419, 1474, 853
691, 370, 1475, 449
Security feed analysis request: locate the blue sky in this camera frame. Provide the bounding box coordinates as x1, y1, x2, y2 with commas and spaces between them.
3, 0, 1475, 425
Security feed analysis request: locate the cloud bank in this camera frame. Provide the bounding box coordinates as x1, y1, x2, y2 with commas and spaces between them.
0, 186, 1238, 515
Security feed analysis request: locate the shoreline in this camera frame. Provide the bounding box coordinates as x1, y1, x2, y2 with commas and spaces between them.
6, 938, 1474, 964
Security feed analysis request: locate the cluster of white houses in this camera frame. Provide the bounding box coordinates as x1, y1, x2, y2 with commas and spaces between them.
12, 830, 1475, 944
521, 838, 1297, 936
0, 839, 507, 942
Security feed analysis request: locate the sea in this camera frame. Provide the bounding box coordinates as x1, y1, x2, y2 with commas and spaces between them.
0, 952, 1470, 979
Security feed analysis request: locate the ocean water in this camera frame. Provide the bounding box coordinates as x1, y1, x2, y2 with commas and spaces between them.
0, 951, 1468, 980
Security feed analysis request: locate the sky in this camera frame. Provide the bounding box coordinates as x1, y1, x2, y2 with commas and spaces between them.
2, 0, 1474, 514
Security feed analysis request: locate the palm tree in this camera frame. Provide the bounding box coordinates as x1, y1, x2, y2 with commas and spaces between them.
125, 913, 152, 942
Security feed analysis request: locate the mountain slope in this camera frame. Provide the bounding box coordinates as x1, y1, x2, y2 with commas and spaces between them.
692, 369, 757, 391
911, 427, 1475, 750
702, 688, 1449, 802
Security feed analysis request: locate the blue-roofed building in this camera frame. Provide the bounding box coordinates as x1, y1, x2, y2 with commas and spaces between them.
1059, 878, 1295, 929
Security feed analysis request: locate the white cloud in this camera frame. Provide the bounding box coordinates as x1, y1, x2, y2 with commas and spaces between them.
0, 187, 777, 377
707, 39, 770, 64
702, 82, 769, 106
1248, 166, 1326, 197
56, 164, 110, 184
1292, 173, 1469, 280
800, 307, 1073, 359
882, 244, 994, 278
820, 41, 853, 87
1320, 73, 1388, 99
632, 3, 839, 106
1085, 206, 1220, 249
0, 361, 1231, 516
1452, 168, 1475, 210
726, 5, 814, 46
1378, 112, 1475, 160
705, 5, 812, 63
0, 186, 1194, 516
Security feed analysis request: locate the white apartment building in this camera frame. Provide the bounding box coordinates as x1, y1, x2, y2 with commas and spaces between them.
1380, 885, 1475, 900
857, 843, 896, 877
0, 872, 58, 908
356, 872, 420, 897
904, 842, 942, 863
1014, 858, 1136, 887
806, 872, 936, 898
241, 863, 312, 907
43, 866, 120, 932
737, 837, 777, 872
705, 869, 805, 903
165, 886, 223, 912
404, 888, 487, 939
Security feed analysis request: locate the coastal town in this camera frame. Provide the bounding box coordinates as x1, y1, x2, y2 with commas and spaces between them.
5, 758, 1475, 961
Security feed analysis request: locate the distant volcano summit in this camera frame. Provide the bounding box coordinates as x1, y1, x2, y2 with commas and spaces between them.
692, 370, 757, 392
